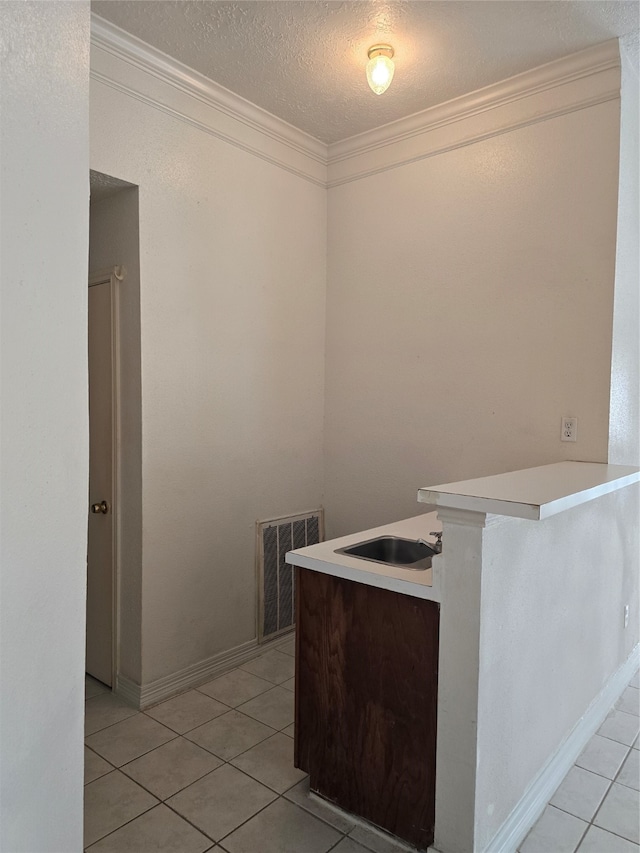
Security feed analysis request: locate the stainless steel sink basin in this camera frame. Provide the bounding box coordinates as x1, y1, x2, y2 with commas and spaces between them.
335, 536, 436, 571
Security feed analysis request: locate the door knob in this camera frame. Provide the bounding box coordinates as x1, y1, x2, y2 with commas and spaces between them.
91, 501, 109, 515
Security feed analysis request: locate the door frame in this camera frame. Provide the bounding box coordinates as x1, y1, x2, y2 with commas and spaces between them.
88, 265, 125, 687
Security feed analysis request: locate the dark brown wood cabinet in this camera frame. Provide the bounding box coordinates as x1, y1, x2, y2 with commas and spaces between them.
294, 567, 440, 851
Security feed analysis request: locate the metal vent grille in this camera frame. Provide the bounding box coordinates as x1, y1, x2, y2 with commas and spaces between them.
257, 509, 324, 642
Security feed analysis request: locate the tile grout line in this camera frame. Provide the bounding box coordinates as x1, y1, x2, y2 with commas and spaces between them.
86, 730, 182, 768
85, 666, 638, 853
518, 670, 639, 852
142, 695, 294, 746
548, 773, 612, 822
84, 798, 159, 851
85, 707, 431, 851
595, 721, 640, 748
585, 817, 640, 848
574, 746, 633, 784
86, 693, 294, 771
165, 763, 351, 841
165, 755, 361, 847
181, 719, 279, 759
84, 742, 118, 774
83, 687, 290, 848
85, 706, 353, 849
160, 798, 220, 846
86, 765, 295, 850
586, 741, 638, 847
610, 740, 635, 786
85, 698, 295, 796
173, 780, 352, 851
124, 770, 209, 804
84, 707, 150, 738
555, 697, 639, 851
564, 715, 638, 851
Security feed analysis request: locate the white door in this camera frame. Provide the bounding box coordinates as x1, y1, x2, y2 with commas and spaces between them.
86, 277, 115, 686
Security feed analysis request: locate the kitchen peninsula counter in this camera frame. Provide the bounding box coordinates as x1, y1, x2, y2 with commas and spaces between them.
285, 511, 442, 601
287, 460, 639, 853
417, 460, 640, 519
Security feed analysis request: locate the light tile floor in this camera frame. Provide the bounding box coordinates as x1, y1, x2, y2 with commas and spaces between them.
85, 641, 639, 853
84, 636, 413, 853
519, 674, 640, 853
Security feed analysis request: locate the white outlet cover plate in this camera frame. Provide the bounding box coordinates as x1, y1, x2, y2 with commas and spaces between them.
561, 417, 577, 442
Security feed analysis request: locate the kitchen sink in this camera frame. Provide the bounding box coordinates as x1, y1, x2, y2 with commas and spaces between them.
335, 536, 436, 571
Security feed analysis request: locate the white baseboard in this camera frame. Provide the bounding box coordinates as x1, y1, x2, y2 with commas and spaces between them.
486, 643, 640, 853
115, 631, 293, 709
114, 672, 141, 707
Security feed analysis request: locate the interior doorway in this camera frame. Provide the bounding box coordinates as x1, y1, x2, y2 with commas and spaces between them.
87, 171, 142, 696
86, 269, 121, 686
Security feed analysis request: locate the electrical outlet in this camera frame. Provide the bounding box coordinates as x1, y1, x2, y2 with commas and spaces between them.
561, 417, 577, 442
624, 604, 629, 629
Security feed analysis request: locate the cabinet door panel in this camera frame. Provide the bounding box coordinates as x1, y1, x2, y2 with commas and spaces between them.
295, 567, 439, 850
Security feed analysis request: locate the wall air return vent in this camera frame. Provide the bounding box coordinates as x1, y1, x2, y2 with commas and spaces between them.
257, 509, 324, 642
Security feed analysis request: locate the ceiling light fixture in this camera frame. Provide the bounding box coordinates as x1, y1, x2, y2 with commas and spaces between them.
366, 44, 395, 95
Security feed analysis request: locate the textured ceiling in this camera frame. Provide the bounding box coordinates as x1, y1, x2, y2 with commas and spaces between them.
91, 1, 639, 144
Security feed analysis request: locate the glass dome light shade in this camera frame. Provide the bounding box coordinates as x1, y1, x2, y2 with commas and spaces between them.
366, 46, 395, 95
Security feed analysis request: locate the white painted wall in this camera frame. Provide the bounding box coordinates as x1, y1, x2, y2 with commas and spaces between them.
435, 485, 639, 853
0, 15, 633, 850
609, 35, 640, 466
477, 486, 639, 849
0, 2, 90, 850
90, 66, 327, 685
89, 186, 143, 683
325, 99, 620, 538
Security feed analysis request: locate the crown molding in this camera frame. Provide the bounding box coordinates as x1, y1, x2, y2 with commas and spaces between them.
90, 14, 328, 187
89, 18, 621, 192
330, 39, 620, 164
327, 39, 621, 188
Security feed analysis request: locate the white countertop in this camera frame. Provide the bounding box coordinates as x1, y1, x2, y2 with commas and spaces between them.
285, 512, 442, 602
417, 461, 640, 520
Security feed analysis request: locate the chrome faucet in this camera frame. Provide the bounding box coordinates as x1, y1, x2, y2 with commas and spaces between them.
429, 531, 443, 554
418, 531, 443, 554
